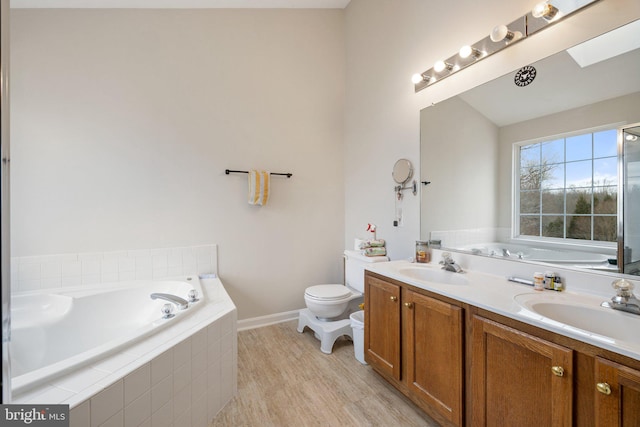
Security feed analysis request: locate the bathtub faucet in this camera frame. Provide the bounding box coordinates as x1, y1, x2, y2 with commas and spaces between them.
150, 293, 189, 310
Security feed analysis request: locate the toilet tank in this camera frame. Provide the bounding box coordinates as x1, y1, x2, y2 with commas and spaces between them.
344, 249, 389, 293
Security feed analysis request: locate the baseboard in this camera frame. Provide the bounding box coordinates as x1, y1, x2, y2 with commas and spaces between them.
237, 309, 302, 331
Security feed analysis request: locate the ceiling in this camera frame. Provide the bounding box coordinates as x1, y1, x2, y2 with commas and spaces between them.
458, 21, 640, 127
10, 0, 351, 8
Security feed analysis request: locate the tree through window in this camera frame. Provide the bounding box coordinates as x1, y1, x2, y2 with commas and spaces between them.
517, 128, 618, 242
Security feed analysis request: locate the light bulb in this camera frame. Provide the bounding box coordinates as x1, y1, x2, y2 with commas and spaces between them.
490, 25, 522, 43
411, 73, 424, 84
434, 60, 452, 73
459, 45, 472, 59
626, 134, 638, 142
459, 45, 482, 59
532, 2, 547, 18
532, 2, 559, 20
490, 25, 508, 42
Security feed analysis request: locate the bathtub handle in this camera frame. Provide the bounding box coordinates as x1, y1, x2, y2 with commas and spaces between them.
150, 293, 189, 310
188, 289, 199, 303
160, 304, 175, 319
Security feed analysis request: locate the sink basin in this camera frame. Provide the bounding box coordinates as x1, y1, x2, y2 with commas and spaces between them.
396, 266, 469, 286
514, 293, 640, 345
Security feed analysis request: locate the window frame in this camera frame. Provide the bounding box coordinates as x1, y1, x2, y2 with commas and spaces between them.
511, 124, 620, 251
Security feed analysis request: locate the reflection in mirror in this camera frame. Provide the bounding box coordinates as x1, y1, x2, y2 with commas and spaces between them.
392, 158, 413, 184
623, 124, 640, 275
420, 20, 640, 276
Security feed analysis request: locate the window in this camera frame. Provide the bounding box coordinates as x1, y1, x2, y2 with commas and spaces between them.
517, 128, 618, 243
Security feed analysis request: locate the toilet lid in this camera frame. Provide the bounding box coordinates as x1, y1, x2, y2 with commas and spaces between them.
305, 284, 351, 301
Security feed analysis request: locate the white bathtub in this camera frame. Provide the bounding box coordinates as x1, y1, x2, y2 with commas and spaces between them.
459, 242, 615, 269
11, 276, 204, 393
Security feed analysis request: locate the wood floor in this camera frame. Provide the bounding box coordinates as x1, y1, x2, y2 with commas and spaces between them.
210, 320, 438, 426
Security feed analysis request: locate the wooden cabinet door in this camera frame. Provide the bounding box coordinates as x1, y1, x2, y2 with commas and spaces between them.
595, 357, 640, 427
471, 315, 573, 427
404, 290, 463, 426
364, 275, 401, 380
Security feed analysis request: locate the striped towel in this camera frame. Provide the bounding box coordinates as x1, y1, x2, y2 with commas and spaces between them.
248, 170, 270, 206
364, 247, 387, 257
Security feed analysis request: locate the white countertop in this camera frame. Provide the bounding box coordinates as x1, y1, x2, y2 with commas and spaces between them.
366, 260, 640, 362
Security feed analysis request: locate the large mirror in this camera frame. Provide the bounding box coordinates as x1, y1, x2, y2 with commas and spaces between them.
420, 19, 640, 276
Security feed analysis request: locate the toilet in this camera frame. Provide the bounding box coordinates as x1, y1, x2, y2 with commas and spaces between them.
297, 249, 388, 354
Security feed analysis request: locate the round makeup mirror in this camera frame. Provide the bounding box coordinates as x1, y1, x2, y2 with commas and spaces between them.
392, 159, 413, 184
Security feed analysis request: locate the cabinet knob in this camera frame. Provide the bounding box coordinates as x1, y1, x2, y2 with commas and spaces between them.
596, 382, 612, 395
390, 296, 397, 302
404, 302, 413, 308
551, 366, 564, 377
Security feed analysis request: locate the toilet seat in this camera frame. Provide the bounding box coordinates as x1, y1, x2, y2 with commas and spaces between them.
304, 284, 353, 301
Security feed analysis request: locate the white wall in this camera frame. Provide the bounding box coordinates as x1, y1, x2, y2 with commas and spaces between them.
10, 9, 345, 320
420, 97, 498, 236
344, 0, 640, 261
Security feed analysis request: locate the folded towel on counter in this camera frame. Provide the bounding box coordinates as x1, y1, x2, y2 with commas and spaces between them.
358, 239, 386, 249
248, 170, 270, 206
364, 247, 387, 257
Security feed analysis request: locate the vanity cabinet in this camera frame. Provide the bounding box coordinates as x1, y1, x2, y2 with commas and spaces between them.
470, 315, 573, 426
404, 289, 463, 426
594, 357, 640, 426
364, 274, 401, 380
364, 272, 464, 427
365, 270, 640, 427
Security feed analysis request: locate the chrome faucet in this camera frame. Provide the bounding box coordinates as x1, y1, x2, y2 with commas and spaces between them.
601, 279, 640, 315
150, 293, 189, 310
440, 252, 463, 273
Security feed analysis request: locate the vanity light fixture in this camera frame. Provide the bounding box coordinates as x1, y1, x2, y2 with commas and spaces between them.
412, 0, 600, 93
532, 1, 560, 21
490, 25, 523, 43
459, 45, 484, 59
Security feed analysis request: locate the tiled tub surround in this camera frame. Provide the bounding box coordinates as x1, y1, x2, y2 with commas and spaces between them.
11, 244, 218, 293
10, 245, 237, 427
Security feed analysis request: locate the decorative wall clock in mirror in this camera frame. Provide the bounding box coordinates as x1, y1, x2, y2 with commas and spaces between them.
514, 65, 537, 87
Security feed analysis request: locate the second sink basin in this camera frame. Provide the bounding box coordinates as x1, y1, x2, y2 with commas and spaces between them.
396, 266, 469, 286
514, 293, 640, 345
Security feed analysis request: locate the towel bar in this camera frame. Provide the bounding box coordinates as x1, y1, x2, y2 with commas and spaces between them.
225, 169, 292, 178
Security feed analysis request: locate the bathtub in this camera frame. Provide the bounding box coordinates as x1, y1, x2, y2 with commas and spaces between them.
11, 276, 204, 393
10, 273, 237, 427
458, 242, 615, 269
